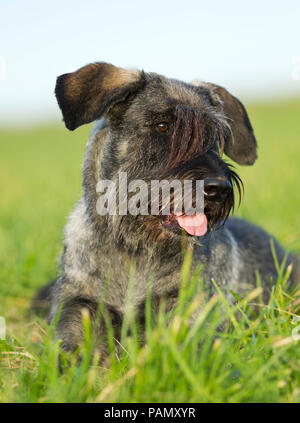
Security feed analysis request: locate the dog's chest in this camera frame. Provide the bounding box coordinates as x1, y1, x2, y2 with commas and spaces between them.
95, 250, 182, 313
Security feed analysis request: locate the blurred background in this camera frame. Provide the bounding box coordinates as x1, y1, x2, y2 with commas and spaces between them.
0, 1, 299, 302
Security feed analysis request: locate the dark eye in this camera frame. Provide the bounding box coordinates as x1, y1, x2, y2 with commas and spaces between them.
155, 122, 169, 133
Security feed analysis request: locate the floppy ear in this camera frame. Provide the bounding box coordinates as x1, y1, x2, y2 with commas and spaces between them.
207, 83, 258, 165
55, 62, 145, 130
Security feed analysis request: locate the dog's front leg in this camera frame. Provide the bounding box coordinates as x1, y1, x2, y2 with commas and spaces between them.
55, 296, 123, 361
56, 296, 99, 353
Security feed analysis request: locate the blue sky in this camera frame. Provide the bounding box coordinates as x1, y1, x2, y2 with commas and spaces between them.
1, 0, 300, 124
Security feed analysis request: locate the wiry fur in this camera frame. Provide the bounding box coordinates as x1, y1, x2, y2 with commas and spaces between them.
35, 62, 299, 355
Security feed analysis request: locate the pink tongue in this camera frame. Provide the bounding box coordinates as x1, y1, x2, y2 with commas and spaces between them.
175, 213, 208, 237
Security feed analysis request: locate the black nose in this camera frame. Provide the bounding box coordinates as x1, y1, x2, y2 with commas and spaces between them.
204, 178, 233, 202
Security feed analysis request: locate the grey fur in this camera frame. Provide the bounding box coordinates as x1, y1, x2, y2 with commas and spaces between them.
47, 62, 299, 355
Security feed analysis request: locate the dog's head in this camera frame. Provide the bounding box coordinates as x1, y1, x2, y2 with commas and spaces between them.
55, 62, 257, 245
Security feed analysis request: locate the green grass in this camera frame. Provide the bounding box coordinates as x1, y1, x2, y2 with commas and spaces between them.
0, 98, 300, 403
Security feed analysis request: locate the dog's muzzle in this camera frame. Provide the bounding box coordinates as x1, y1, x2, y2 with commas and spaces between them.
161, 175, 234, 237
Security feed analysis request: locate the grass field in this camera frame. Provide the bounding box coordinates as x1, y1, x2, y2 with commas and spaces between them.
0, 99, 300, 403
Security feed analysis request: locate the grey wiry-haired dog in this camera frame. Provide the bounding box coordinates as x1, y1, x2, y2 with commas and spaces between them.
39, 62, 299, 354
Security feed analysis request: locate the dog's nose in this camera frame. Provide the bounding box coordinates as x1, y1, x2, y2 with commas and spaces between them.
204, 178, 233, 202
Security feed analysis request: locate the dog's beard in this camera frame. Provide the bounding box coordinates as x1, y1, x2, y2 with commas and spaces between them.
160, 170, 240, 237
105, 166, 242, 251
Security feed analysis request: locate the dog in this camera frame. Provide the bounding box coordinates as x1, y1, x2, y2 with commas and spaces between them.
37, 62, 299, 354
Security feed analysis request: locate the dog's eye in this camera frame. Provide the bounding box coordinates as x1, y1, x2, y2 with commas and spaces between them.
156, 122, 169, 133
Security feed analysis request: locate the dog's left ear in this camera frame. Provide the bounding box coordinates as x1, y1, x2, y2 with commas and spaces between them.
55, 62, 145, 130
207, 84, 258, 165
